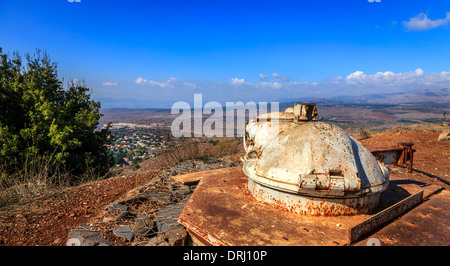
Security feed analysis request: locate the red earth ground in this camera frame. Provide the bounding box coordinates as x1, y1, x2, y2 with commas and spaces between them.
359, 129, 450, 189
0, 129, 448, 246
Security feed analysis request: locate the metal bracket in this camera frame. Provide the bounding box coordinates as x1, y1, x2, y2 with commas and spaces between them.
300, 175, 317, 192
300, 174, 345, 196
329, 176, 345, 196
293, 103, 318, 122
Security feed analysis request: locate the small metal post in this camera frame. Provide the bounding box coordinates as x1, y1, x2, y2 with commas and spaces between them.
397, 142, 414, 173
293, 103, 318, 122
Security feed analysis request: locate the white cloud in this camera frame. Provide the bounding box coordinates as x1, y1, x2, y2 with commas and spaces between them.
259, 81, 282, 89
441, 71, 450, 80
127, 69, 449, 103
226, 68, 449, 95
415, 68, 424, 76
339, 68, 450, 92
346, 71, 366, 80
182, 81, 198, 89
230, 76, 286, 89
374, 71, 394, 77
102, 81, 118, 86
135, 77, 147, 85
259, 73, 269, 79
135, 77, 177, 88
403, 12, 450, 31
231, 77, 245, 85
272, 72, 289, 82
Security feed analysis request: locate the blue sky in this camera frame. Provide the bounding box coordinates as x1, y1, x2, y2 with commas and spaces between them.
1, 0, 450, 107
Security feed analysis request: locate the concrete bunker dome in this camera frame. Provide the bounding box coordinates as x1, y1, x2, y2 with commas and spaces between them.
242, 103, 390, 216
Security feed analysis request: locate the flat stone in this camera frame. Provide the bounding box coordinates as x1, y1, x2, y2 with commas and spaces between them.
438, 130, 450, 141
148, 191, 172, 206
125, 178, 162, 198
162, 225, 188, 246
130, 216, 155, 237
102, 203, 129, 223
108, 203, 128, 212
171, 186, 191, 200
155, 196, 190, 233
144, 235, 169, 246
118, 193, 151, 205
113, 225, 135, 242
67, 224, 112, 246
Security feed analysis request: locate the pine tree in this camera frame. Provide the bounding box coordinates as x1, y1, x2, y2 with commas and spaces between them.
0, 47, 113, 184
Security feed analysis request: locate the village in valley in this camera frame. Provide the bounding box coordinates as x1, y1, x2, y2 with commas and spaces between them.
103, 123, 174, 168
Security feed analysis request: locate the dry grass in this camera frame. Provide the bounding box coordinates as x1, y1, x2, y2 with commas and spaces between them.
139, 139, 244, 172
0, 154, 105, 210
0, 160, 62, 209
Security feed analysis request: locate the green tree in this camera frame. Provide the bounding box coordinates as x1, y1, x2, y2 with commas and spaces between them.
0, 47, 113, 183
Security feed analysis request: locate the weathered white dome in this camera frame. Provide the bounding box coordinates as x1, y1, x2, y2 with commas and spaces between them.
242, 103, 389, 215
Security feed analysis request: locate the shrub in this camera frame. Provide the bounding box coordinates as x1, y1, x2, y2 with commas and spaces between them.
0, 47, 113, 187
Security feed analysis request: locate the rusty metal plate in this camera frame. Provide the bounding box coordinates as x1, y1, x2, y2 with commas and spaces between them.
172, 167, 242, 185
353, 189, 450, 246
370, 147, 403, 165
348, 190, 423, 243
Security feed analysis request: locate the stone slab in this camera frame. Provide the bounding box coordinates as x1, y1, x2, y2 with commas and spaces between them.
67, 224, 112, 246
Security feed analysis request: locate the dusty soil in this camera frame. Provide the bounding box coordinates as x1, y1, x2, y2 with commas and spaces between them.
0, 171, 159, 246
0, 128, 448, 246
359, 129, 450, 189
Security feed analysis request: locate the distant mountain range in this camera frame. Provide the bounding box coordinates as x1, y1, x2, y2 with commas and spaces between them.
331, 88, 450, 104
95, 98, 176, 109
97, 88, 450, 109
279, 88, 450, 105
